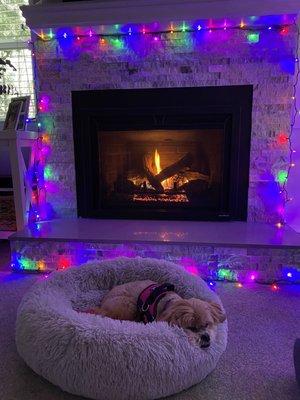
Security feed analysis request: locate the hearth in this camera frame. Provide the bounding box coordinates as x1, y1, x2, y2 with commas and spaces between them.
72, 86, 252, 220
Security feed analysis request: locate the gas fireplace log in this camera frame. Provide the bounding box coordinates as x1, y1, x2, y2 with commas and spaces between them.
156, 152, 194, 182
143, 161, 164, 193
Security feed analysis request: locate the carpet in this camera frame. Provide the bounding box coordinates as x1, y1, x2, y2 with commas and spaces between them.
0, 267, 299, 400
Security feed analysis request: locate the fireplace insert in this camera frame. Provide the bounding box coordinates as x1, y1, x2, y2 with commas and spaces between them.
72, 86, 252, 220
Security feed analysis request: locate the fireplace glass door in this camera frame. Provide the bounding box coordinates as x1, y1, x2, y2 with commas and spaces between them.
98, 128, 228, 215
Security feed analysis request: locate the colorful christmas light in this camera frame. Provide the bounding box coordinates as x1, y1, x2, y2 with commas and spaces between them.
276, 19, 300, 227
271, 283, 279, 291
247, 32, 260, 44
26, 16, 299, 235
35, 18, 294, 45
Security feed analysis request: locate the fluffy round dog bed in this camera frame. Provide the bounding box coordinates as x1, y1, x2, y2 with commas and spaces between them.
16, 257, 227, 400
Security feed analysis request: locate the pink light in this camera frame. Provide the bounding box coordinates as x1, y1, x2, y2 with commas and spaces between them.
38, 94, 51, 113
185, 265, 198, 276
181, 257, 199, 276
277, 205, 285, 215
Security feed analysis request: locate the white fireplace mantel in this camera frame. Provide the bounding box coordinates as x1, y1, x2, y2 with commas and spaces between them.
21, 0, 300, 30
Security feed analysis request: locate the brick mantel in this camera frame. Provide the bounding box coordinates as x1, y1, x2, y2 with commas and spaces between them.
21, 0, 300, 30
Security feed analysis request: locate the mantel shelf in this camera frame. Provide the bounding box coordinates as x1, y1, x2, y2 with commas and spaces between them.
21, 0, 300, 30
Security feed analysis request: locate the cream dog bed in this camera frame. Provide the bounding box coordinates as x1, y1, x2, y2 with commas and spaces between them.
16, 257, 228, 400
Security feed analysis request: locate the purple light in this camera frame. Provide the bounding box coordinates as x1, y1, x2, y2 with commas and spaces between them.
249, 272, 258, 282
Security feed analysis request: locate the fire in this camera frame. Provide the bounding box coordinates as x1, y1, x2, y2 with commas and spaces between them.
154, 149, 172, 189
154, 149, 162, 174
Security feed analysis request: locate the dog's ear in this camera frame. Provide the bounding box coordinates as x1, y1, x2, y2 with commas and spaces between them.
157, 300, 195, 327
209, 302, 226, 323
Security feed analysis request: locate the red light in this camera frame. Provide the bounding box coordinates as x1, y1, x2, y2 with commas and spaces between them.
58, 256, 71, 270
277, 133, 289, 145
280, 27, 288, 36
271, 283, 279, 291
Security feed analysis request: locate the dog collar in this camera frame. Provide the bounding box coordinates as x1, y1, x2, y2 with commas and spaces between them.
137, 283, 175, 323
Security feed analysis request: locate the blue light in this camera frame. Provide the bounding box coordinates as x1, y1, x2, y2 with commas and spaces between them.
282, 267, 300, 282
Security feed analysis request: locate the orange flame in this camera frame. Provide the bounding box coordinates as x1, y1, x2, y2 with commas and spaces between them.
154, 149, 173, 189
154, 149, 161, 175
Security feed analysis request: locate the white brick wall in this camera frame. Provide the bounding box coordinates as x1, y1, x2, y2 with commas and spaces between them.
34, 28, 298, 222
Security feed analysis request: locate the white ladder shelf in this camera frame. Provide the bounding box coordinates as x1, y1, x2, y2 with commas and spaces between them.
0, 130, 38, 231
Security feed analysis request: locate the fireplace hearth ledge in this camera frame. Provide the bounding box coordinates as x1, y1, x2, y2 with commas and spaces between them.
9, 219, 300, 282
9, 219, 300, 248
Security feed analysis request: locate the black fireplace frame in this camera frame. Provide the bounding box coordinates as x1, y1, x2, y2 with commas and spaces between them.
72, 86, 253, 221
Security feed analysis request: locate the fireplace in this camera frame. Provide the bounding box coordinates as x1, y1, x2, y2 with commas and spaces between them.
72, 86, 252, 220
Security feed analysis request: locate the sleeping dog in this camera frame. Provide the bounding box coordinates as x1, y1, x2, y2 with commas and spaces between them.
88, 280, 226, 348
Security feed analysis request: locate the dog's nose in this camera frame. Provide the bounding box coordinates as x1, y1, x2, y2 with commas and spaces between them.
201, 333, 210, 343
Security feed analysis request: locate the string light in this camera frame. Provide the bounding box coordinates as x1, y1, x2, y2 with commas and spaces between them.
36, 21, 296, 42
278, 19, 300, 227
271, 283, 279, 291
247, 32, 260, 44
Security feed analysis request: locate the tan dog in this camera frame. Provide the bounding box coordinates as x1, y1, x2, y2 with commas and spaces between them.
89, 280, 226, 348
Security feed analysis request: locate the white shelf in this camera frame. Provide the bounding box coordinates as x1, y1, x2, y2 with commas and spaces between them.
0, 130, 38, 231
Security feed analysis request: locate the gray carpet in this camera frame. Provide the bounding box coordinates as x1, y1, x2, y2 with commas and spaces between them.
0, 269, 299, 400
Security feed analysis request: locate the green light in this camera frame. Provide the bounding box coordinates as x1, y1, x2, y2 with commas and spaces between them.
181, 22, 188, 32
44, 164, 53, 180
114, 24, 119, 30
49, 29, 53, 39
20, 257, 37, 270
277, 170, 288, 184
110, 38, 124, 50
247, 32, 260, 44
40, 116, 53, 132
217, 268, 235, 280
